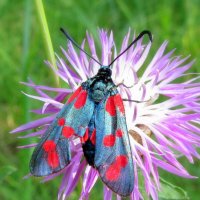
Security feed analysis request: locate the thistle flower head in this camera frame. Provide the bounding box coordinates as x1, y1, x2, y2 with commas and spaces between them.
12, 29, 200, 200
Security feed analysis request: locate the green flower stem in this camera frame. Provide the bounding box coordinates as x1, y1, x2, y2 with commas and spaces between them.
35, 0, 59, 86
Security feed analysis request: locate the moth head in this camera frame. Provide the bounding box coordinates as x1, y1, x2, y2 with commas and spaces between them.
97, 66, 112, 77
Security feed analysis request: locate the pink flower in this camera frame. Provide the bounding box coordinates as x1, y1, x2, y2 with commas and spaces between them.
12, 29, 200, 200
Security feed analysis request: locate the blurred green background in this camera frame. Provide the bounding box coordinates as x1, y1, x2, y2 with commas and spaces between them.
1, 0, 200, 199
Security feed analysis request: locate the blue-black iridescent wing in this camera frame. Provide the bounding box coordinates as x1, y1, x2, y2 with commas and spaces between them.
30, 86, 95, 176
94, 92, 134, 196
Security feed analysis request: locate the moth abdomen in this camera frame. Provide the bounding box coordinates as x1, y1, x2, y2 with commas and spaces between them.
82, 139, 95, 167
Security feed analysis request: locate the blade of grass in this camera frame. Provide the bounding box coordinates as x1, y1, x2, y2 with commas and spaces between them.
20, 0, 33, 199
35, 0, 59, 86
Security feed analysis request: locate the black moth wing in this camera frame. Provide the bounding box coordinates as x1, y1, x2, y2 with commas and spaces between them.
30, 86, 95, 176
94, 91, 134, 196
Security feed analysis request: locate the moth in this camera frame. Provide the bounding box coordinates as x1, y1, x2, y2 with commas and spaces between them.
30, 28, 152, 197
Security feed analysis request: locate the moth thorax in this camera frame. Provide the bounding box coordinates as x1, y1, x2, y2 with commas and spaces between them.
91, 81, 107, 102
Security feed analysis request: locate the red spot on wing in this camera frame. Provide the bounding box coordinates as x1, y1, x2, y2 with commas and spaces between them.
114, 94, 125, 115
57, 118, 65, 126
105, 96, 116, 116
90, 129, 96, 145
43, 140, 59, 168
105, 155, 129, 181
103, 135, 116, 147
81, 128, 89, 143
43, 140, 56, 152
62, 126, 75, 138
105, 163, 121, 181
47, 151, 59, 168
67, 86, 82, 104
116, 129, 123, 137
105, 155, 129, 182
74, 90, 87, 109
115, 155, 128, 168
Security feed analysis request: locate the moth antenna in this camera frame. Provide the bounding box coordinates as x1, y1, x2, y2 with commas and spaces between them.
60, 28, 102, 66
108, 30, 152, 67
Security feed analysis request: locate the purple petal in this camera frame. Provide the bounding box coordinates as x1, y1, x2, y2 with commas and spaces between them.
152, 156, 195, 178
18, 129, 45, 138
58, 153, 84, 199
62, 161, 86, 198
17, 143, 37, 149
21, 82, 72, 93
103, 186, 112, 200
80, 166, 98, 200
11, 115, 55, 133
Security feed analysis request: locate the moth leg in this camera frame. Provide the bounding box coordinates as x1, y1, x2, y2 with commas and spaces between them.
122, 98, 148, 103
116, 82, 134, 88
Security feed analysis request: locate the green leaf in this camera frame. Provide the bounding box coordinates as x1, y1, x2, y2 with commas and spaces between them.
0, 166, 17, 182
159, 178, 189, 200
138, 171, 149, 199
138, 171, 189, 200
